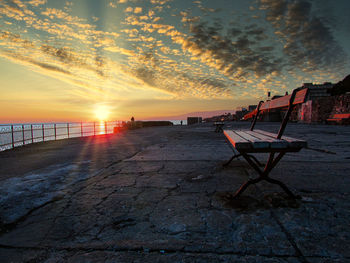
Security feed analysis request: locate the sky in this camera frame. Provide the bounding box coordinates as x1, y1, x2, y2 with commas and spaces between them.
0, 0, 349, 122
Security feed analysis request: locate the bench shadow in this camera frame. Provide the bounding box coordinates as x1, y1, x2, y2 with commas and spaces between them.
216, 192, 301, 211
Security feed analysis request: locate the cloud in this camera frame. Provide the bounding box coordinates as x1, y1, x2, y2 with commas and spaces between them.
1, 50, 72, 76
134, 7, 142, 14
28, 0, 47, 6
109, 2, 117, 8
150, 0, 172, 5
176, 21, 282, 81
259, 0, 347, 72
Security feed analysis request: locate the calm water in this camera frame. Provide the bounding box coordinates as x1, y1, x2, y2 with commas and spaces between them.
170, 120, 187, 125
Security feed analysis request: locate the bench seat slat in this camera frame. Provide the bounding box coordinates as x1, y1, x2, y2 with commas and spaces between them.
223, 130, 252, 150
234, 131, 270, 149
254, 130, 307, 148
245, 131, 289, 149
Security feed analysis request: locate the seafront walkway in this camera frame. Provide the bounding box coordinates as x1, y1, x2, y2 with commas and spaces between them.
0, 122, 349, 262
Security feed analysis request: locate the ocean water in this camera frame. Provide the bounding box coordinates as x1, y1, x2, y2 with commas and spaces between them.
140, 120, 187, 125
170, 120, 187, 125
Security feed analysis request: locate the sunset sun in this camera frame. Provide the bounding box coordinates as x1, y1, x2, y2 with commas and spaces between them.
94, 106, 110, 121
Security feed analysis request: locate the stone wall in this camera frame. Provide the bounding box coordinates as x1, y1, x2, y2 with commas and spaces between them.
298, 94, 350, 123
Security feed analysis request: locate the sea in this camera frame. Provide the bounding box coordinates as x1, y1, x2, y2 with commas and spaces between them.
169, 120, 187, 125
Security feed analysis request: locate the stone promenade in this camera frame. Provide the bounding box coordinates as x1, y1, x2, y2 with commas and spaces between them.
0, 122, 349, 262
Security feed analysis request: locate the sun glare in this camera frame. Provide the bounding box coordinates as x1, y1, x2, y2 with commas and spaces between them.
94, 106, 110, 121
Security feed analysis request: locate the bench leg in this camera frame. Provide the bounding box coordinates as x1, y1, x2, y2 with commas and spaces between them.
223, 153, 242, 167
223, 154, 263, 168
264, 177, 301, 199
232, 152, 299, 199
248, 154, 264, 167
232, 176, 263, 198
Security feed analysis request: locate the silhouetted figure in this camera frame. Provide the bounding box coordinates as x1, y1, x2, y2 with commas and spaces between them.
180, 120, 183, 125
131, 116, 135, 122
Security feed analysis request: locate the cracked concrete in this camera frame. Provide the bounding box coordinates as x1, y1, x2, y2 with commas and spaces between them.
0, 122, 349, 262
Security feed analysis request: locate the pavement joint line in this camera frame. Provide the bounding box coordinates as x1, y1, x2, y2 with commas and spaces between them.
1, 243, 348, 260
250, 174, 308, 263
254, 185, 308, 263
270, 211, 309, 263
38, 155, 138, 245
0, 243, 310, 258
0, 150, 140, 238
0, 196, 63, 236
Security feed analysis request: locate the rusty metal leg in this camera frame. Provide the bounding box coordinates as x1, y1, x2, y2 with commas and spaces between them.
232, 176, 263, 198
265, 152, 285, 175
231, 151, 299, 199
264, 177, 300, 199
263, 152, 299, 199
247, 154, 264, 167
231, 153, 264, 198
223, 153, 242, 167
241, 153, 264, 176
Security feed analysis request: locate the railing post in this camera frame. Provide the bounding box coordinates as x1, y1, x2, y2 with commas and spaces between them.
81, 122, 83, 137
31, 124, 34, 144
105, 121, 107, 134
22, 124, 25, 145
94, 122, 96, 136
54, 124, 57, 140
67, 123, 70, 138
11, 125, 14, 149
42, 124, 45, 142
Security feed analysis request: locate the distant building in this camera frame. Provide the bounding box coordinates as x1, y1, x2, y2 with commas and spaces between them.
235, 109, 248, 120
301, 82, 333, 101
236, 106, 248, 112
248, 105, 257, 112
187, 117, 202, 125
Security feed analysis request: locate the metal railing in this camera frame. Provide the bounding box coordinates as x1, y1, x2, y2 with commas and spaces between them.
0, 121, 123, 152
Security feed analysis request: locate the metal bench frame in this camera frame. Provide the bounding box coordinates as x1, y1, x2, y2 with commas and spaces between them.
224, 88, 308, 199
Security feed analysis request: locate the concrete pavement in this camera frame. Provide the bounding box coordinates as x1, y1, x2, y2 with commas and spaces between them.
0, 122, 349, 262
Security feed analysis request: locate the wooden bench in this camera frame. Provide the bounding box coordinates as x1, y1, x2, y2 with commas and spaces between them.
214, 122, 225, 133
326, 113, 350, 125
223, 88, 308, 199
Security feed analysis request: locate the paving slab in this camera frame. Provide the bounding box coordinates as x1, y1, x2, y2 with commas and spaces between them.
0, 122, 349, 262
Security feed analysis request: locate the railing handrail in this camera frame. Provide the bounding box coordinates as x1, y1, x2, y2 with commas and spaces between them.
0, 121, 124, 152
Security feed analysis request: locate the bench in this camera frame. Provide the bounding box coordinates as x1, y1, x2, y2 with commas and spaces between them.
223, 88, 308, 199
326, 113, 350, 125
214, 122, 225, 133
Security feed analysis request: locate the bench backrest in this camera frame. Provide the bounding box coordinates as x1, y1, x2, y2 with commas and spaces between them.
259, 88, 308, 111
243, 88, 308, 120
249, 87, 309, 139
